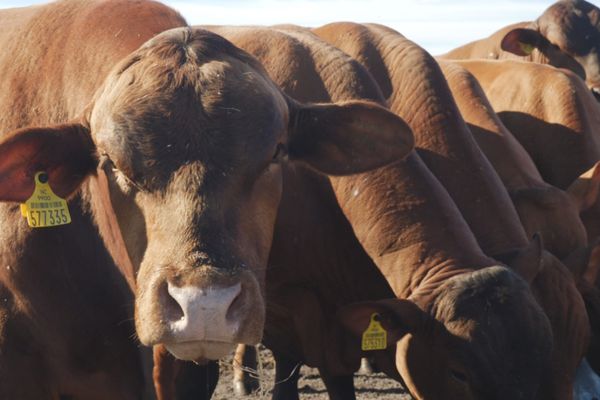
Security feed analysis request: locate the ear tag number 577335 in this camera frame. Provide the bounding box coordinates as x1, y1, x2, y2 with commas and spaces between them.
20, 172, 71, 228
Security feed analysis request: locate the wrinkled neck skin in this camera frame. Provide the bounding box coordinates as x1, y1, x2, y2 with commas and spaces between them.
208, 25, 493, 303
436, 59, 544, 191
329, 153, 496, 300
460, 59, 600, 190
314, 23, 527, 257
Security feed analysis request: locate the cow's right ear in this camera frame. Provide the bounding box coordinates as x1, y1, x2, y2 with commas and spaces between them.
0, 123, 97, 202
287, 100, 414, 176
338, 298, 429, 348
501, 28, 543, 56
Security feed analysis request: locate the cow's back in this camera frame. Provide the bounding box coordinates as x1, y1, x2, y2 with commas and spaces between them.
314, 22, 527, 257
0, 0, 187, 130
458, 59, 600, 190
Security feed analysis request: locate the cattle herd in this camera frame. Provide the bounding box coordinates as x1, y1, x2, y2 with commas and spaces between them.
1, 0, 600, 399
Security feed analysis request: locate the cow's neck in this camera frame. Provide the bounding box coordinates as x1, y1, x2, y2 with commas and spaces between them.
372, 29, 527, 257
436, 60, 545, 192
329, 153, 496, 299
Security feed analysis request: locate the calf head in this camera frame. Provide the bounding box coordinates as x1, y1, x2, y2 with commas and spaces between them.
509, 163, 600, 259
341, 266, 552, 400
0, 28, 413, 360
501, 0, 600, 99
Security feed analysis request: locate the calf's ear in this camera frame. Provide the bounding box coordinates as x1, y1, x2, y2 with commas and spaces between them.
287, 100, 414, 176
510, 233, 544, 283
0, 123, 97, 202
501, 28, 543, 56
338, 298, 429, 348
567, 162, 600, 212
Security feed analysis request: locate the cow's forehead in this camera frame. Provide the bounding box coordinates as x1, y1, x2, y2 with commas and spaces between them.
90, 29, 288, 190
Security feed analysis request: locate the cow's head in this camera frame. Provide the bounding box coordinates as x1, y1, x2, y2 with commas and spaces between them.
0, 28, 414, 360
501, 0, 600, 99
341, 266, 552, 400
509, 163, 600, 259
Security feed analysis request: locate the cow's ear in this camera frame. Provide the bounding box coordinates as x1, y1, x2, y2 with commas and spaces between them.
338, 299, 429, 347
510, 233, 544, 283
567, 162, 600, 212
0, 123, 97, 202
287, 100, 414, 176
501, 28, 543, 56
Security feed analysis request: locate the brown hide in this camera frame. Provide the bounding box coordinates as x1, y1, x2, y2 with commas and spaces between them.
0, 3, 415, 398
456, 59, 600, 240
441, 1, 600, 95
313, 22, 590, 400
314, 22, 523, 258
437, 60, 588, 260
210, 25, 555, 400
204, 24, 399, 379
0, 1, 187, 398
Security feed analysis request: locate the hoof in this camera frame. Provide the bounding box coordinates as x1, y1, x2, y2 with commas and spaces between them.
358, 358, 374, 375
233, 380, 249, 396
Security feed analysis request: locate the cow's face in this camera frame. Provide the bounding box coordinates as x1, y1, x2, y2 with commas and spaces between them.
501, 1, 600, 99
0, 28, 414, 361
88, 30, 291, 360
341, 267, 552, 400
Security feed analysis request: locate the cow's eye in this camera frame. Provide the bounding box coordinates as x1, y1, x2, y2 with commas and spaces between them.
271, 143, 287, 163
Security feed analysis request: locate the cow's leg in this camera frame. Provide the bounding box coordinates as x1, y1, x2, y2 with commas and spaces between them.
319, 370, 356, 400
153, 345, 178, 400
176, 360, 219, 400
233, 344, 259, 396
271, 352, 301, 400
358, 357, 374, 375
153, 344, 219, 400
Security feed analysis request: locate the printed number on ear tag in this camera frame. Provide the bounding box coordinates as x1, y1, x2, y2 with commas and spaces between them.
21, 172, 71, 228
361, 313, 387, 351
519, 42, 534, 55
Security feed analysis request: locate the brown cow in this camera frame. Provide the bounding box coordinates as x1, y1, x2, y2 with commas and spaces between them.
437, 59, 599, 260
0, 2, 414, 398
442, 0, 600, 99
208, 25, 561, 400
313, 22, 592, 399
454, 59, 600, 240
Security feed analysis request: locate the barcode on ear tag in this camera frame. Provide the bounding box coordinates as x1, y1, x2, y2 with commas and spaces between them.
361, 313, 387, 351
21, 172, 71, 228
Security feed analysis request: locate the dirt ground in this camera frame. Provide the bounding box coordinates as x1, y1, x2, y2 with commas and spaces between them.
212, 346, 414, 399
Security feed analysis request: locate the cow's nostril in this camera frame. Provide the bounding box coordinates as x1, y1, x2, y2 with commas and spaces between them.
226, 288, 244, 321
161, 281, 184, 322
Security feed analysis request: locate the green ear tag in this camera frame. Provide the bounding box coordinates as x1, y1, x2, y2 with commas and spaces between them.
361, 313, 387, 351
21, 172, 71, 228
519, 42, 535, 55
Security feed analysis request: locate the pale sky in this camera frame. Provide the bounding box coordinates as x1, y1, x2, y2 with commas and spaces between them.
1, 0, 599, 54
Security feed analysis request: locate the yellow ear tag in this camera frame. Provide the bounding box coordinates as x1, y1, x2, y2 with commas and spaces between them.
361, 313, 387, 351
519, 42, 535, 55
21, 172, 71, 228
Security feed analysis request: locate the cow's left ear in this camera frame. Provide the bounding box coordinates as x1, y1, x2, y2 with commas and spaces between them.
338, 298, 430, 348
567, 162, 600, 212
510, 233, 544, 283
287, 99, 414, 176
501, 28, 543, 56
0, 123, 97, 202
